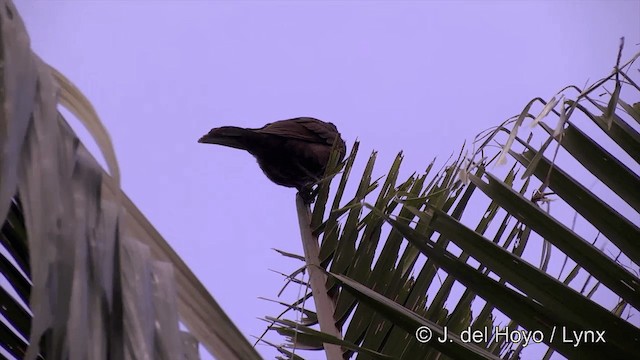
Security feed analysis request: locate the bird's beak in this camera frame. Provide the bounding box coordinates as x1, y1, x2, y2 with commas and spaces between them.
198, 134, 213, 144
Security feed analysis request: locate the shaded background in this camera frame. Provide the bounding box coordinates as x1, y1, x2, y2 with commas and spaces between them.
15, 1, 639, 358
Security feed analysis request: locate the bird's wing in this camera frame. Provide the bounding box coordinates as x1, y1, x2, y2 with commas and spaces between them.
256, 118, 341, 145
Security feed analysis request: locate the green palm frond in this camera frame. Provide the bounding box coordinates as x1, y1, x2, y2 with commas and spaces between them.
268, 43, 639, 360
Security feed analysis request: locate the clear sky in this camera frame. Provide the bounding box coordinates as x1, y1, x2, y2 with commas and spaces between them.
15, 1, 639, 359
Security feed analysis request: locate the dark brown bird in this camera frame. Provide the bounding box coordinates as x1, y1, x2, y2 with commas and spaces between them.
198, 117, 346, 202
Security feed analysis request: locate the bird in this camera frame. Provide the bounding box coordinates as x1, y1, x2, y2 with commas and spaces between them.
198, 117, 346, 203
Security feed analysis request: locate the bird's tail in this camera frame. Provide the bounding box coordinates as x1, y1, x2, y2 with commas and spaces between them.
198, 126, 261, 150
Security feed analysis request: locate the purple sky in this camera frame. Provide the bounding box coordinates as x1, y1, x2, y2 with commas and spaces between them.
16, 1, 639, 359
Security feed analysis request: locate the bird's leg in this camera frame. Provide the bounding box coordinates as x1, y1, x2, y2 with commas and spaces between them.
308, 185, 320, 201
298, 185, 318, 205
